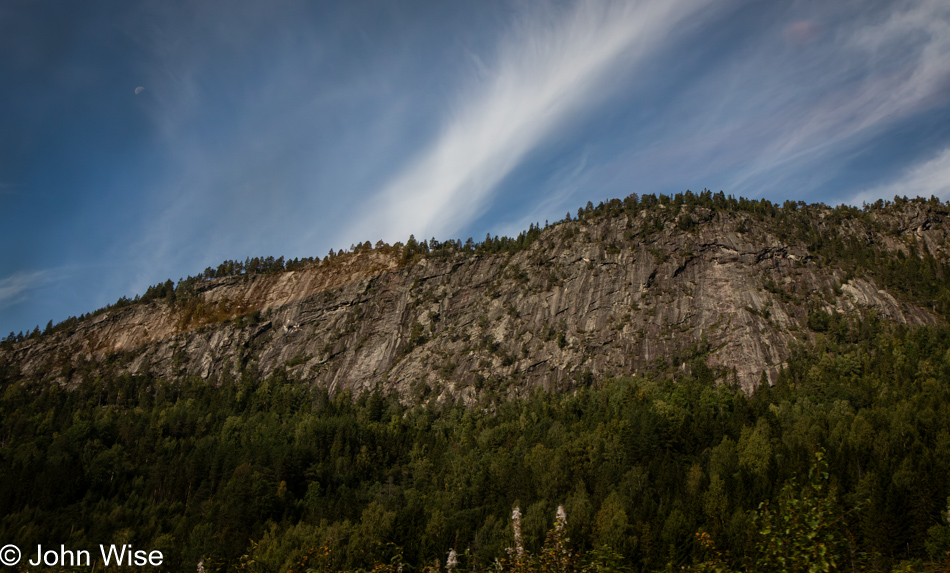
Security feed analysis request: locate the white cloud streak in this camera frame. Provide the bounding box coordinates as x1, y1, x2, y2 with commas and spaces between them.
347, 0, 708, 244
845, 148, 950, 206
726, 0, 950, 196
491, 148, 591, 240
0, 270, 55, 310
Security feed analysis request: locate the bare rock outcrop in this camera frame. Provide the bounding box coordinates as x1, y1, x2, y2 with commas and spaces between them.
2, 199, 947, 398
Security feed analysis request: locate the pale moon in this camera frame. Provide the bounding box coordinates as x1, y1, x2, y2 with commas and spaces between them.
134, 86, 145, 95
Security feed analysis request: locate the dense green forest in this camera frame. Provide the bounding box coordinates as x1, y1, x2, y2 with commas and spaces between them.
2, 192, 950, 571
2, 311, 950, 571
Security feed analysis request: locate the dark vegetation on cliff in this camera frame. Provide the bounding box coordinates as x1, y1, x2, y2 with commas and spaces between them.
1, 191, 950, 571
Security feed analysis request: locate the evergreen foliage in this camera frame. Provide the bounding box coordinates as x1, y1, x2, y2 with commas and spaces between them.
2, 193, 950, 571
2, 316, 950, 571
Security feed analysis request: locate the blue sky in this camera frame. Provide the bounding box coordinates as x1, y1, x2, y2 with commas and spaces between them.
2, 0, 950, 336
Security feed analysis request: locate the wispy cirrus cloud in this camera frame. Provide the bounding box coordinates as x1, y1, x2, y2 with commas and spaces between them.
724, 0, 950, 196
586, 0, 950, 203
845, 148, 950, 206
346, 0, 710, 245
491, 148, 592, 240
0, 270, 57, 310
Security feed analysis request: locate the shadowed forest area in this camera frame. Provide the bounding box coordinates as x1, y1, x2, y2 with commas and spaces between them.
2, 312, 950, 571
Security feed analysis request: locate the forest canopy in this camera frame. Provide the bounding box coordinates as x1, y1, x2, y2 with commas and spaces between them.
2, 313, 949, 571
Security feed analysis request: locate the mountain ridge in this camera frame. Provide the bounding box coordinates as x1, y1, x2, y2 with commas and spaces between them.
3, 192, 948, 396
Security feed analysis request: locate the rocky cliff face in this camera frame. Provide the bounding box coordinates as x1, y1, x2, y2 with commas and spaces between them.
3, 198, 948, 399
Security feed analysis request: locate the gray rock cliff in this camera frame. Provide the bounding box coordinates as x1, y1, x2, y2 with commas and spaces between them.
3, 198, 947, 400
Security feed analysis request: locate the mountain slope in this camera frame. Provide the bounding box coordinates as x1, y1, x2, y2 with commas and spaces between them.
2, 193, 948, 395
